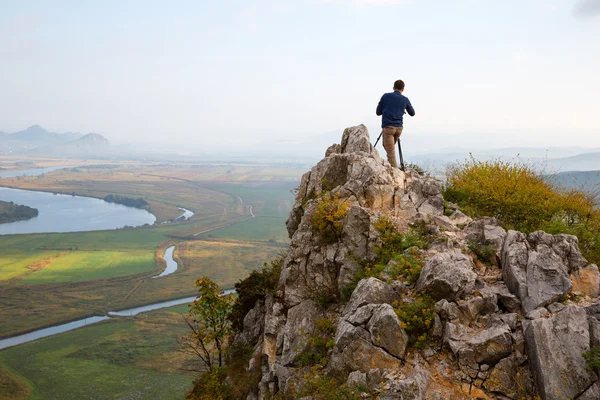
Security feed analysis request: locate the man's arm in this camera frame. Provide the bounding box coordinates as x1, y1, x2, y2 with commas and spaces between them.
376, 96, 384, 116
406, 99, 415, 116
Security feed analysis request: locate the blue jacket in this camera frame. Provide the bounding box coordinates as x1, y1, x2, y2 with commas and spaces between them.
376, 91, 415, 128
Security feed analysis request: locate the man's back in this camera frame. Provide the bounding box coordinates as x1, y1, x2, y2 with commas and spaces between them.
376, 91, 415, 128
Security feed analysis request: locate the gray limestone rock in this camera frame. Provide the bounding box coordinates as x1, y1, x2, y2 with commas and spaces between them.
329, 322, 401, 378
281, 299, 321, 366
502, 230, 574, 313
589, 315, 600, 348
490, 284, 522, 313
523, 305, 595, 400
379, 367, 430, 400
367, 304, 408, 359
416, 250, 477, 301
464, 217, 507, 259
578, 382, 600, 400
430, 214, 459, 232
456, 323, 513, 366
483, 355, 533, 400
525, 307, 550, 320
346, 370, 367, 388
344, 277, 400, 314
448, 209, 472, 226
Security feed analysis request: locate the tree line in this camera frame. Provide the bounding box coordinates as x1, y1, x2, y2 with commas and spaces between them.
102, 194, 148, 209
0, 200, 39, 223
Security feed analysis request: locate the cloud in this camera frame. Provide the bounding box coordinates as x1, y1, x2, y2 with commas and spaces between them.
573, 0, 600, 18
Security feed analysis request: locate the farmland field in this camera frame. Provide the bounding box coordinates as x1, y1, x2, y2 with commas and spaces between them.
0, 159, 301, 399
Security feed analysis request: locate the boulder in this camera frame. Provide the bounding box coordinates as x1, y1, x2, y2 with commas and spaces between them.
448, 210, 472, 226
367, 305, 408, 359
501, 230, 574, 313
344, 277, 400, 314
464, 217, 506, 256
378, 366, 430, 400
346, 370, 367, 388
456, 323, 513, 366
329, 320, 402, 377
483, 355, 532, 400
329, 278, 408, 377
416, 250, 477, 301
330, 302, 407, 377
430, 214, 459, 232
281, 299, 321, 366
489, 283, 521, 313
523, 305, 596, 400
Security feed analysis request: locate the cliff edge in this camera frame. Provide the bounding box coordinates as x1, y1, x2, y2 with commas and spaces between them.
231, 125, 600, 400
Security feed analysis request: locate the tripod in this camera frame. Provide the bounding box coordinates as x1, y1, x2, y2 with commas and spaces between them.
373, 133, 405, 172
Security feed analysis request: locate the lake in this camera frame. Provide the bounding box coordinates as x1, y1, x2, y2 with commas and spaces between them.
0, 187, 156, 235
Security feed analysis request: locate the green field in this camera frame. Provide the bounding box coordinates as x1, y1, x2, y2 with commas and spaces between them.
19, 251, 156, 284
0, 304, 196, 400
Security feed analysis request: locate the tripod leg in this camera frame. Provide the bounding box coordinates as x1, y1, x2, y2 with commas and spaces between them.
397, 140, 405, 171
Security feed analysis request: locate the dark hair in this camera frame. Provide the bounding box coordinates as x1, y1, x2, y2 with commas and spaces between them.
393, 80, 405, 91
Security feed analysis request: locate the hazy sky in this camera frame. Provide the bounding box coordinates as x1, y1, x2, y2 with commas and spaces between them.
1, 0, 599, 151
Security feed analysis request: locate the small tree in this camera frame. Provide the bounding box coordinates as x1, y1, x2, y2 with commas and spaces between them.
183, 277, 235, 372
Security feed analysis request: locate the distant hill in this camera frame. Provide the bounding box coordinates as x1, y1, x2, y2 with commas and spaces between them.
9, 125, 83, 144
550, 170, 600, 192
28, 133, 111, 157
0, 125, 111, 156
545, 153, 600, 172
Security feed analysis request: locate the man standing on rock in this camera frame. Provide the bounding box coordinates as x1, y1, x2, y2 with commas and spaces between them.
376, 80, 415, 167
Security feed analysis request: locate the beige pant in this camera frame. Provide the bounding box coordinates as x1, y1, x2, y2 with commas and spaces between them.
382, 126, 403, 167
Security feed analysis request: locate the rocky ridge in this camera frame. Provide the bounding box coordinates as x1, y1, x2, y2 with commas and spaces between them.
232, 125, 600, 400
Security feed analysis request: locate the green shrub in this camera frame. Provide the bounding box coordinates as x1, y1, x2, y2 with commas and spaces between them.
583, 347, 600, 372
186, 367, 231, 400
467, 240, 497, 266
387, 249, 424, 284
296, 367, 363, 400
373, 217, 426, 265
297, 318, 336, 367
310, 192, 350, 244
313, 285, 339, 309
230, 255, 284, 332
393, 293, 435, 349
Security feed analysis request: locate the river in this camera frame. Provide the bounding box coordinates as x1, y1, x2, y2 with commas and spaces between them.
0, 165, 72, 179
0, 289, 235, 350
152, 246, 178, 278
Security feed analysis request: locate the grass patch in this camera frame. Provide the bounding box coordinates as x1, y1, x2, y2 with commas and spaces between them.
0, 364, 31, 400
20, 251, 155, 284
297, 318, 336, 367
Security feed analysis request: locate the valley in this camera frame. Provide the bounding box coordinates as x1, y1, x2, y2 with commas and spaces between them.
0, 158, 301, 399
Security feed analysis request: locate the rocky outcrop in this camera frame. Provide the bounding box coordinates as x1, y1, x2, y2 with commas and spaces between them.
329, 278, 406, 377
231, 125, 600, 400
501, 230, 583, 313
